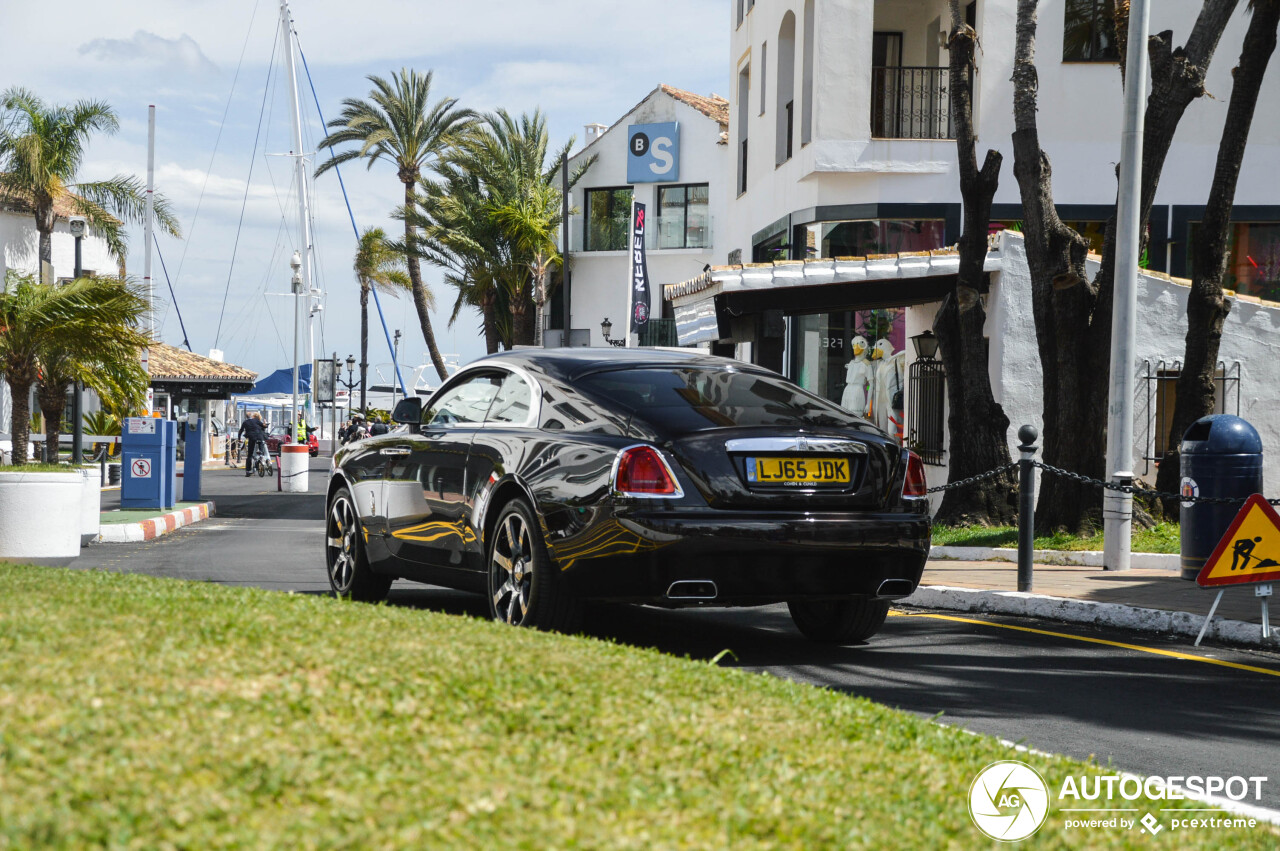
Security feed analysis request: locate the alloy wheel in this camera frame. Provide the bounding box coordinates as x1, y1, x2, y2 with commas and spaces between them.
327, 496, 358, 592
491, 511, 533, 625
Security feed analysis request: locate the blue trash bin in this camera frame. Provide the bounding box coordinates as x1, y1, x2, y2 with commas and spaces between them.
1180, 415, 1264, 580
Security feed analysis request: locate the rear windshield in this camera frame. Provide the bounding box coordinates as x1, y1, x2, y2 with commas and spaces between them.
577, 367, 866, 430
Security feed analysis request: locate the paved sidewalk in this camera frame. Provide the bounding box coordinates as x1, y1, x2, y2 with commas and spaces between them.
910, 559, 1276, 647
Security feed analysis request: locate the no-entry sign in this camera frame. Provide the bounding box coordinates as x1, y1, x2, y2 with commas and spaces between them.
131, 458, 152, 479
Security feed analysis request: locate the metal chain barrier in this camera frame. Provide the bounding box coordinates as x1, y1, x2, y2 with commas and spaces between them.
925, 463, 1018, 494
925, 458, 1278, 505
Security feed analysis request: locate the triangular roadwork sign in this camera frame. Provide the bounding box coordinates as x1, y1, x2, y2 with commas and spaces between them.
1197, 494, 1280, 587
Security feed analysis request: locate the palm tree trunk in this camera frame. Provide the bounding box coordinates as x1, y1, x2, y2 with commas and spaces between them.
403, 181, 450, 381
37, 380, 68, 464
36, 204, 55, 284
7, 374, 34, 467
359, 282, 370, 413
482, 293, 501, 355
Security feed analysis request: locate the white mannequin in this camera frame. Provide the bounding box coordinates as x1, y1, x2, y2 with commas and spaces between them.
840, 336, 874, 414
869, 338, 905, 436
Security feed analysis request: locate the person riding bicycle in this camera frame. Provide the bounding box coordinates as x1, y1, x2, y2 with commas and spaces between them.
237, 411, 268, 477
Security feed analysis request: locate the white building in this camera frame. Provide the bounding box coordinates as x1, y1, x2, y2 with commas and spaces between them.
0, 194, 117, 432
548, 85, 730, 347
663, 0, 1280, 489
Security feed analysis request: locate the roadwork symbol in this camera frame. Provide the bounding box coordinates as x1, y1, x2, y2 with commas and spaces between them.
1197, 495, 1280, 587
130, 458, 152, 479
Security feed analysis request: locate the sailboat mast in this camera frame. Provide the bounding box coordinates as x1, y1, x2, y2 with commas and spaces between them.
280, 0, 316, 427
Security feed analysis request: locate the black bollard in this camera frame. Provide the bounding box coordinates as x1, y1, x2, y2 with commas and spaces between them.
1018, 425, 1039, 593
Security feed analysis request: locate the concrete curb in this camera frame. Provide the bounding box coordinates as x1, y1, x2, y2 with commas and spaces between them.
930, 545, 1180, 570
902, 584, 1279, 649
97, 502, 216, 543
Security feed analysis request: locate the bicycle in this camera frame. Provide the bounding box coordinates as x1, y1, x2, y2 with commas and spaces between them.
250, 441, 275, 478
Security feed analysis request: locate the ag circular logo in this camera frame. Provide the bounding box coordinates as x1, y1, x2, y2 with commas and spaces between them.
969, 760, 1050, 842
630, 132, 650, 156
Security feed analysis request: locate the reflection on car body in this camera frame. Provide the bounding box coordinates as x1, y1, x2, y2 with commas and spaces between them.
325, 348, 931, 644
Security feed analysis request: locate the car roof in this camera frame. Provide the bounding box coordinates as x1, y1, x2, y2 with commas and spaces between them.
468, 347, 765, 383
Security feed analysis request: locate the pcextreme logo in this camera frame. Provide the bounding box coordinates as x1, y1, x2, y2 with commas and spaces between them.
969, 761, 1051, 842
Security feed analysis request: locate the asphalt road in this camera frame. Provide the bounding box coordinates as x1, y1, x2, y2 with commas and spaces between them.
77, 464, 1280, 810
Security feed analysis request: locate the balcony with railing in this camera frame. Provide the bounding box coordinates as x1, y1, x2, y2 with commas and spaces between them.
870, 66, 954, 140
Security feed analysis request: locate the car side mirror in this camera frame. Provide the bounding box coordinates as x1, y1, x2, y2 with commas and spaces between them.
391, 397, 422, 426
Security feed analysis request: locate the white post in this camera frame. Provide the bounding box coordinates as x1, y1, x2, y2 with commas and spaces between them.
144, 105, 156, 341
291, 251, 302, 450
280, 0, 317, 427
1103, 0, 1152, 572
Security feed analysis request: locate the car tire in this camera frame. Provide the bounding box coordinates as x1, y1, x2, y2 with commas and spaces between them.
326, 486, 392, 603
787, 598, 890, 644
487, 499, 580, 633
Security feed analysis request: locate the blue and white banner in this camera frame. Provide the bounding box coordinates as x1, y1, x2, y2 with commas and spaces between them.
629, 201, 651, 337
626, 122, 679, 183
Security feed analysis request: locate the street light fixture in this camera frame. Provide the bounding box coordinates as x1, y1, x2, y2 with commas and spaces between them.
337, 354, 359, 412
69, 216, 87, 463
910, 330, 939, 361
600, 317, 625, 348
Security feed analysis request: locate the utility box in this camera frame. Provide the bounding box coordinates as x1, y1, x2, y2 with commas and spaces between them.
120, 417, 164, 510
1180, 415, 1264, 580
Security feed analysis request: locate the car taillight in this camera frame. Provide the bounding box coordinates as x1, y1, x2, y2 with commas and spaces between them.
903, 450, 927, 497
615, 446, 679, 496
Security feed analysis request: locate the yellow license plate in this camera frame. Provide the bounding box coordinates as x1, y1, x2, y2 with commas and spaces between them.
747, 456, 850, 485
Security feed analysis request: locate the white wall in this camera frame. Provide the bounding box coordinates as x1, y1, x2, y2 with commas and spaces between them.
726, 0, 1280, 262
987, 231, 1280, 488
562, 89, 729, 345
0, 209, 116, 282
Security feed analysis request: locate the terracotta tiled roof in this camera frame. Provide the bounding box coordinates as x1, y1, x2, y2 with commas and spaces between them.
148, 342, 256, 383
660, 85, 729, 128
0, 184, 92, 221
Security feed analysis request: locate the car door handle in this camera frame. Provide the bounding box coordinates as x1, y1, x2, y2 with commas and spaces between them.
380, 447, 411, 456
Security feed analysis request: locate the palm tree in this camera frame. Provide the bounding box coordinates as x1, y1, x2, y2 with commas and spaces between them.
0, 88, 180, 278
314, 69, 473, 381
352, 227, 410, 412
0, 271, 150, 465
411, 110, 589, 350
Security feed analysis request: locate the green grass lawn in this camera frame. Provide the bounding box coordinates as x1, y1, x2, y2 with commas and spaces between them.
933, 522, 1181, 554
0, 565, 1269, 849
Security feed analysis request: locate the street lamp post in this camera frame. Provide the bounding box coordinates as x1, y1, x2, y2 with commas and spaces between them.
69, 216, 86, 464
337, 354, 358, 413
290, 251, 302, 445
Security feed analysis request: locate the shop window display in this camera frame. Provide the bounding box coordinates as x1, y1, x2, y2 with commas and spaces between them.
791, 308, 906, 442
1188, 221, 1280, 301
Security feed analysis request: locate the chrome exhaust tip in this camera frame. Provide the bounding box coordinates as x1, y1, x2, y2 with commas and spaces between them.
876, 579, 915, 600
666, 580, 719, 600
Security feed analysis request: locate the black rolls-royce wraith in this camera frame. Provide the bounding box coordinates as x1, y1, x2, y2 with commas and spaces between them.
326, 348, 930, 643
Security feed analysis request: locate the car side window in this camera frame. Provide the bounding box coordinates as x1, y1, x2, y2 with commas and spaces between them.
423, 373, 504, 427
486, 373, 533, 425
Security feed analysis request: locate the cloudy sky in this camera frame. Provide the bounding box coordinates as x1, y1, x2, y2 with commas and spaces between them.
1, 0, 727, 383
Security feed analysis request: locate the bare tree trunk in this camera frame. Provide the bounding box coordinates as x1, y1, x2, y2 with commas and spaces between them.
7, 372, 35, 466
36, 203, 55, 284
1157, 0, 1280, 510
359, 283, 369, 413
934, 0, 1016, 527
1010, 0, 1237, 534
403, 181, 450, 381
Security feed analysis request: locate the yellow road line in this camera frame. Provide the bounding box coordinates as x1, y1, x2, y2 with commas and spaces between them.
889, 610, 1280, 679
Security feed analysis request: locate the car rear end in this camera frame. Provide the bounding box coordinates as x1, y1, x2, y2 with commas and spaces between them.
556, 364, 931, 606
